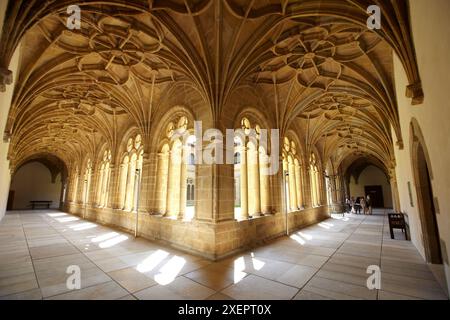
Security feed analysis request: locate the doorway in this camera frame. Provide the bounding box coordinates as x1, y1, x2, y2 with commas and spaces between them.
414, 144, 442, 264
364, 185, 384, 208
411, 119, 443, 264
7, 190, 15, 210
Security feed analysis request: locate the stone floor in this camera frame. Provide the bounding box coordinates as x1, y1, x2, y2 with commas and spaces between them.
0, 209, 448, 300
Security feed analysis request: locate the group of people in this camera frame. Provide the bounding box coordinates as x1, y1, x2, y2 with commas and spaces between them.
345, 195, 373, 215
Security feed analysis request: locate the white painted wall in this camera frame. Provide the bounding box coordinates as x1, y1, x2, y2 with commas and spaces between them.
349, 165, 393, 208
392, 0, 450, 292
0, 1, 21, 220
10, 162, 62, 210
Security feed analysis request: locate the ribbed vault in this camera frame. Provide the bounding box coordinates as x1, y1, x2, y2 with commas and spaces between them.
0, 0, 421, 179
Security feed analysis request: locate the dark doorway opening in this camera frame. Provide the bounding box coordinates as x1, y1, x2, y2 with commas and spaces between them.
415, 144, 442, 264
365, 185, 384, 208
7, 190, 15, 210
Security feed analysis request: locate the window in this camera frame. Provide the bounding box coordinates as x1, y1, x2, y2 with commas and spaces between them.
96, 150, 111, 208
310, 153, 321, 207
325, 172, 333, 206
118, 134, 144, 212
282, 137, 303, 212
156, 116, 195, 220
234, 117, 270, 220
82, 159, 92, 205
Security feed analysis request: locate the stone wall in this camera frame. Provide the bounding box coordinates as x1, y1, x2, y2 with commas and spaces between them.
66, 202, 331, 260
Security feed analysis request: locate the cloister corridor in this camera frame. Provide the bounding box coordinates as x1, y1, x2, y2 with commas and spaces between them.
0, 209, 447, 300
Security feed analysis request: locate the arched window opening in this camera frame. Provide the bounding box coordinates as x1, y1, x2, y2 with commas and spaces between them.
325, 171, 333, 206
234, 117, 271, 220
234, 137, 242, 218
156, 117, 196, 221
282, 137, 303, 212
82, 159, 92, 205
96, 150, 111, 208
185, 134, 196, 220
310, 153, 321, 207
118, 134, 144, 212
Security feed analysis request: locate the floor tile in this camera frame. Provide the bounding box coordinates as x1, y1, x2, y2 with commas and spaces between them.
1, 209, 448, 300
134, 276, 216, 300
221, 275, 298, 300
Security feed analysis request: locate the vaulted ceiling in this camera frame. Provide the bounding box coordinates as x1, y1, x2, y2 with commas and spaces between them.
0, 0, 422, 175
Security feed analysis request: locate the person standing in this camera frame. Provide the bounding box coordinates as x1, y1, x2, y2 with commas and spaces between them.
345, 196, 351, 213
361, 196, 367, 215
350, 196, 356, 214
366, 195, 372, 215
355, 197, 361, 214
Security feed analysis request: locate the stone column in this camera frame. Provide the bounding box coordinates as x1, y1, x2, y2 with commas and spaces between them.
288, 158, 297, 211
259, 150, 270, 214
95, 165, 103, 206
77, 172, 85, 205
271, 157, 284, 215
87, 165, 96, 206
295, 163, 303, 208
195, 138, 235, 223
141, 152, 158, 213
138, 154, 153, 213
101, 164, 111, 207
390, 175, 401, 212
240, 145, 248, 219
215, 159, 235, 222
118, 162, 129, 210
68, 172, 78, 203
179, 148, 187, 219
124, 157, 136, 211
59, 178, 67, 210
167, 143, 181, 217
156, 151, 169, 214
252, 147, 261, 217
304, 167, 313, 208
247, 143, 260, 216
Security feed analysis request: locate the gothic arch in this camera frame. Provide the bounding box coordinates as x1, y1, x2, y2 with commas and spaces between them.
410, 118, 442, 264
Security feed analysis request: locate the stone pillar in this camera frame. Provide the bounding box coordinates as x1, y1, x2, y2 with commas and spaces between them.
253, 145, 262, 216
167, 143, 181, 217
271, 157, 284, 215
140, 152, 158, 213
295, 163, 303, 208
318, 171, 325, 205
195, 139, 234, 223
138, 154, 153, 213
240, 145, 248, 219
156, 151, 169, 214
77, 172, 85, 205
124, 157, 136, 211
390, 175, 401, 212
59, 178, 67, 210
288, 158, 297, 211
68, 172, 78, 203
102, 164, 111, 207
95, 165, 103, 206
304, 167, 313, 208
179, 148, 187, 219
216, 159, 235, 222
247, 143, 260, 216
117, 162, 128, 210
86, 165, 96, 206
259, 150, 270, 214
111, 163, 123, 209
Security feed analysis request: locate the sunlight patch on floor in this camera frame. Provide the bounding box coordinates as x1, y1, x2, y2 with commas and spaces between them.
98, 234, 128, 248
